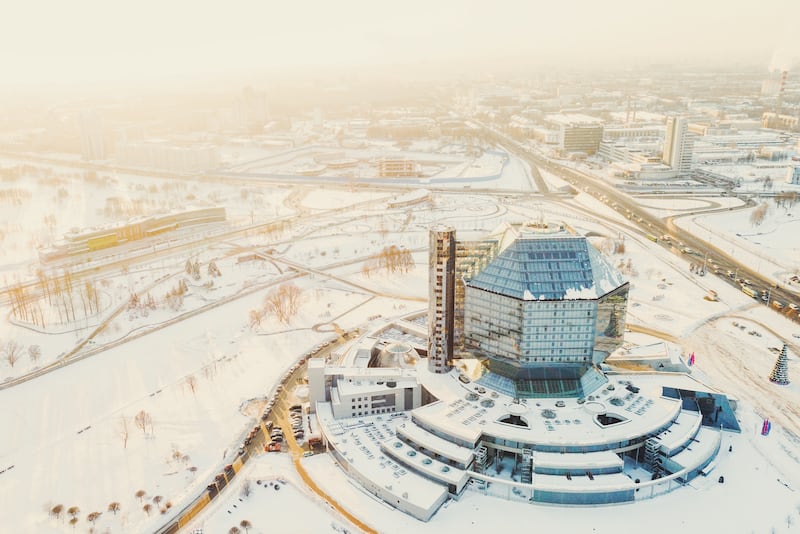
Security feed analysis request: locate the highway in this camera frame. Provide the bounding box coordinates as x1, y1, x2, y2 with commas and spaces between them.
477, 122, 800, 323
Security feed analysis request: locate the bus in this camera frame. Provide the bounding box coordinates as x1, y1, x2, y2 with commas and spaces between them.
742, 286, 757, 298
645, 234, 659, 243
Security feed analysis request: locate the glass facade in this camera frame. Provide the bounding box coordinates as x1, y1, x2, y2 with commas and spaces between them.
467, 237, 597, 301
454, 239, 499, 353
463, 232, 628, 398
593, 284, 630, 364
534, 488, 635, 505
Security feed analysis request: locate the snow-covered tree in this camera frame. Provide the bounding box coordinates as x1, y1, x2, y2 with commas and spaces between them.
28, 344, 41, 363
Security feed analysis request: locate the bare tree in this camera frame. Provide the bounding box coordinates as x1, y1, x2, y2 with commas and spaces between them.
750, 202, 769, 226
67, 506, 80, 519
135, 490, 146, 503
185, 375, 198, 397
229, 527, 241, 534
164, 280, 187, 311
774, 191, 798, 210
203, 363, 217, 381
4, 340, 22, 368
143, 503, 152, 516
69, 517, 78, 530
28, 344, 41, 364
152, 495, 163, 508
248, 309, 263, 329
264, 283, 302, 324
119, 416, 129, 449
107, 502, 120, 515
134, 410, 152, 435
86, 512, 101, 525
240, 520, 252, 533
50, 504, 64, 520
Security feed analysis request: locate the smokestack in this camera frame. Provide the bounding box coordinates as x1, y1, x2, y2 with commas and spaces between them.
777, 70, 788, 114
625, 94, 630, 125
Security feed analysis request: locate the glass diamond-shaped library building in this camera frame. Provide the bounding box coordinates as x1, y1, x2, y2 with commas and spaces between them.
308, 221, 739, 521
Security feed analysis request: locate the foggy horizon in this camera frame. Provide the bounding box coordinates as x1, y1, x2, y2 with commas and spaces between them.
4, 0, 799, 95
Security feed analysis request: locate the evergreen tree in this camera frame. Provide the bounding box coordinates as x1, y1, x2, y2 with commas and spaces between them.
769, 344, 790, 385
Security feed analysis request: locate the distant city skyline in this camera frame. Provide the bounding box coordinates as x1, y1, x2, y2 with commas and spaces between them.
4, 0, 799, 91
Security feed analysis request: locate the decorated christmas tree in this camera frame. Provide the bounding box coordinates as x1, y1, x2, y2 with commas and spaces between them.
769, 344, 790, 385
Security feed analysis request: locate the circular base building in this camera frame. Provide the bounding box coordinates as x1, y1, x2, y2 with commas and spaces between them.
308, 223, 739, 521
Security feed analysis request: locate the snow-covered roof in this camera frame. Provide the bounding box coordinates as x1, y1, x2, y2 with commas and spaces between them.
395, 421, 475, 466
546, 113, 604, 127
413, 363, 691, 449
315, 404, 448, 515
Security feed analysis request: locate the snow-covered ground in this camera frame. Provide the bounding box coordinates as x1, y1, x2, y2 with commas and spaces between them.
189, 454, 357, 534
677, 201, 800, 283
2, 156, 800, 533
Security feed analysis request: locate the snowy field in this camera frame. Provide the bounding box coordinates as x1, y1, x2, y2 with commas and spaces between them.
677, 201, 800, 282
189, 454, 358, 534
2, 156, 800, 533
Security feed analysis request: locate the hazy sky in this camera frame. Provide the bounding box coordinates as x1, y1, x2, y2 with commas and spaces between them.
3, 0, 798, 90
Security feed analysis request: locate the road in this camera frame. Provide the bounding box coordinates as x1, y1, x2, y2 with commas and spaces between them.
272, 354, 379, 534
478, 122, 800, 322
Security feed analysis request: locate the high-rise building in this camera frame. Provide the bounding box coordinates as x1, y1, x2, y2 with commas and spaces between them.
546, 113, 604, 155
79, 110, 105, 161
463, 222, 629, 398
662, 116, 694, 176
428, 226, 456, 373
311, 221, 736, 520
